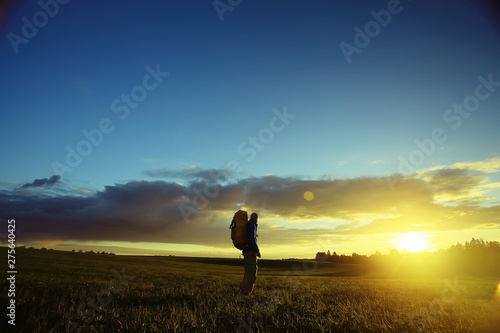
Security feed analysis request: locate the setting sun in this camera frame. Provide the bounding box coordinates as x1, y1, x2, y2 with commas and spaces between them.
395, 233, 430, 253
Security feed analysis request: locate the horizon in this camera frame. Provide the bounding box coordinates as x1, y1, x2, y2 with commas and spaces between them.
9, 235, 498, 260
1, 1, 500, 259
7, 236, 495, 259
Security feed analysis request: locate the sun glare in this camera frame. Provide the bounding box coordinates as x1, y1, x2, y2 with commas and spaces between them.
396, 233, 430, 253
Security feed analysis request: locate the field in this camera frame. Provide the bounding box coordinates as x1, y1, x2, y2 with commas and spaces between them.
1, 248, 500, 332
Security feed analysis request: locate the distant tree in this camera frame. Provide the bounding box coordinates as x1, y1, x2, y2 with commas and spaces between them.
389, 248, 399, 256
312, 238, 499, 276
315, 252, 327, 261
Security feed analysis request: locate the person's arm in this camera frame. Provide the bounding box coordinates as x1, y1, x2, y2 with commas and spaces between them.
247, 222, 260, 255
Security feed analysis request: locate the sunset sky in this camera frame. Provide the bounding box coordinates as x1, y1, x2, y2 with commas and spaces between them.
1, 0, 500, 259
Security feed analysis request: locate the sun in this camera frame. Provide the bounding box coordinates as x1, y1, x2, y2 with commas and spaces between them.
395, 233, 430, 253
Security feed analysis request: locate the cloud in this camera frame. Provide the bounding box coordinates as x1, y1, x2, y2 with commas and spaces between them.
18, 175, 60, 190
241, 175, 433, 220
2, 181, 195, 243
450, 157, 500, 173
417, 159, 500, 204
1, 158, 499, 249
145, 166, 235, 184
370, 159, 389, 165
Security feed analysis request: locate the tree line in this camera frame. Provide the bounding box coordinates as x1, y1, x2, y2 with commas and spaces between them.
315, 238, 500, 277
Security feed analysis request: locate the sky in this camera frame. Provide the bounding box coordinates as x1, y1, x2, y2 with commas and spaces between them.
1, 0, 500, 259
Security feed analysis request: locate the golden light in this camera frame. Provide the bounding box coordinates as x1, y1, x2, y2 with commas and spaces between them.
395, 233, 430, 253
495, 282, 500, 301
304, 191, 314, 201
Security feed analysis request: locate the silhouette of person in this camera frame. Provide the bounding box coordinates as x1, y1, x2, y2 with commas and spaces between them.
240, 212, 260, 296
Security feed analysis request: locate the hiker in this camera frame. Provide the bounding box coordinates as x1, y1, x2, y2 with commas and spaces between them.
240, 212, 261, 296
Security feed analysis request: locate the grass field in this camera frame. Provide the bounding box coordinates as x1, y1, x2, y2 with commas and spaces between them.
2, 248, 499, 332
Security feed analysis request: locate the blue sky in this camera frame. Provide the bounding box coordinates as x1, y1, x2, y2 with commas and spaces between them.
1, 0, 500, 258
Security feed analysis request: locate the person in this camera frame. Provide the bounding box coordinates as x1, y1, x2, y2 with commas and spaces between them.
240, 212, 261, 296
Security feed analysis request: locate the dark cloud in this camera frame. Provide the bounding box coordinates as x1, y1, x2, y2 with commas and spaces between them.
1, 180, 198, 244
426, 169, 484, 200
241, 175, 433, 220
18, 175, 60, 190
145, 166, 234, 184
1, 161, 499, 248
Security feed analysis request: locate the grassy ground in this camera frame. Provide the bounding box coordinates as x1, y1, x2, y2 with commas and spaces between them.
1, 248, 499, 332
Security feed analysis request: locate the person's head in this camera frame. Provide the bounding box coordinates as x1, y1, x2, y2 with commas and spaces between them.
250, 212, 258, 222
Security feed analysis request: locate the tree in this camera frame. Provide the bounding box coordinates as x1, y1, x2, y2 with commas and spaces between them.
315, 252, 327, 261
389, 248, 399, 256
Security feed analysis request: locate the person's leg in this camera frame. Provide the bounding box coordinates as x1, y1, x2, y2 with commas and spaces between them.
240, 252, 250, 294
241, 251, 257, 295
248, 251, 257, 287
240, 252, 247, 293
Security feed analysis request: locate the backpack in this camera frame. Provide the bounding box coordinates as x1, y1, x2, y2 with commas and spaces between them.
229, 210, 249, 250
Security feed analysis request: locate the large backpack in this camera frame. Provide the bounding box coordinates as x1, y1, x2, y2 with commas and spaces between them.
229, 210, 249, 250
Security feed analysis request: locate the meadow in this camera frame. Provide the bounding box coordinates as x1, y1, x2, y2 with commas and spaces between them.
1, 247, 499, 332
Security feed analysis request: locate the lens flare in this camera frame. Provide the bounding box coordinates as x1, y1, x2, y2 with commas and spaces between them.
304, 191, 314, 201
